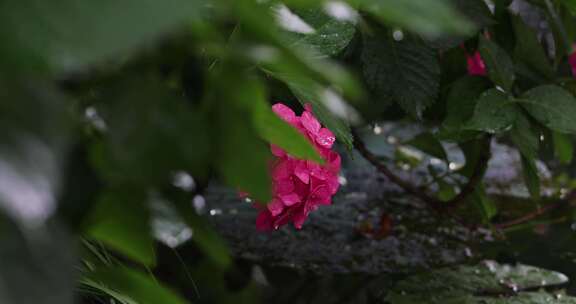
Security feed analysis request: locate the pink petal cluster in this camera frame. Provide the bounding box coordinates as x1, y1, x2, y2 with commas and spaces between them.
254, 103, 341, 231
569, 49, 576, 77
466, 51, 487, 76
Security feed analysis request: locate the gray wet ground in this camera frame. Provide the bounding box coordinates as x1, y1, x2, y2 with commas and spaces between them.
201, 124, 546, 274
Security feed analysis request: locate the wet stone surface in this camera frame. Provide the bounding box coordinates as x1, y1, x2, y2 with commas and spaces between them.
202, 124, 550, 275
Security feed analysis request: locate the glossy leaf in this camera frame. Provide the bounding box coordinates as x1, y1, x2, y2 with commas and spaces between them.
478, 36, 516, 92
283, 8, 356, 57
520, 85, 576, 134
268, 70, 355, 149
510, 113, 540, 160
511, 14, 554, 80
362, 30, 440, 118
553, 131, 574, 164
467, 89, 518, 133
441, 76, 492, 140
248, 79, 323, 163
521, 155, 541, 201
360, 0, 474, 37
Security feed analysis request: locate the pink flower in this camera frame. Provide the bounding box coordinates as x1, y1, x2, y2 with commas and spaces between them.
466, 51, 487, 76
569, 49, 576, 77
252, 103, 341, 231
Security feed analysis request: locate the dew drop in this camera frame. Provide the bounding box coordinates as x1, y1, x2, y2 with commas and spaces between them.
193, 195, 206, 214
209, 208, 222, 216
373, 124, 382, 135
392, 29, 404, 41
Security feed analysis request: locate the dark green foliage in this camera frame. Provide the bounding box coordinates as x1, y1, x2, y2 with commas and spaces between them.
478, 36, 516, 92
521, 85, 576, 134
467, 89, 518, 132
2, 0, 576, 303
362, 29, 441, 118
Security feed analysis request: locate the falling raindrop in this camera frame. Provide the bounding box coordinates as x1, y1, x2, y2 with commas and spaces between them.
273, 4, 315, 34
448, 162, 461, 171
84, 106, 107, 131
373, 124, 382, 135
392, 29, 404, 41
323, 1, 358, 22
387, 136, 398, 145
193, 195, 206, 214
338, 175, 348, 186
172, 171, 195, 191
209, 208, 222, 216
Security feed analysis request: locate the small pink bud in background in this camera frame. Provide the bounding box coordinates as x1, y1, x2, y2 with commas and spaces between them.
569, 49, 576, 77
466, 51, 487, 76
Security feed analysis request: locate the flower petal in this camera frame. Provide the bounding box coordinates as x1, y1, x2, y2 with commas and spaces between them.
272, 160, 292, 181
256, 211, 274, 231
301, 111, 321, 135
316, 128, 336, 148
272, 103, 298, 125
294, 162, 310, 184
279, 193, 300, 206
268, 198, 285, 216
271, 144, 286, 157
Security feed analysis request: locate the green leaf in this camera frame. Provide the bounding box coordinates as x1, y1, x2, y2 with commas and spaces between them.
405, 133, 447, 160
472, 185, 497, 222
93, 77, 211, 184
553, 131, 574, 164
269, 70, 354, 149
451, 0, 494, 29
478, 36, 516, 92
0, 0, 206, 73
442, 76, 492, 138
438, 180, 457, 201
248, 80, 323, 163
467, 89, 518, 133
210, 70, 272, 202
234, 0, 363, 100
428, 0, 494, 49
520, 85, 576, 134
86, 190, 156, 267
510, 113, 540, 160
521, 155, 541, 201
359, 0, 474, 37
385, 261, 571, 304
563, 0, 576, 15
511, 14, 554, 79
283, 8, 356, 57
169, 199, 232, 269
478, 292, 576, 303
218, 108, 272, 203
82, 267, 187, 304
361, 30, 440, 118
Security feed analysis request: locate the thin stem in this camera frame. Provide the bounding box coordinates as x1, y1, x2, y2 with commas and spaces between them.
352, 129, 491, 213
352, 128, 442, 209
445, 136, 492, 210
495, 202, 564, 229
544, 0, 572, 55
495, 190, 576, 230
